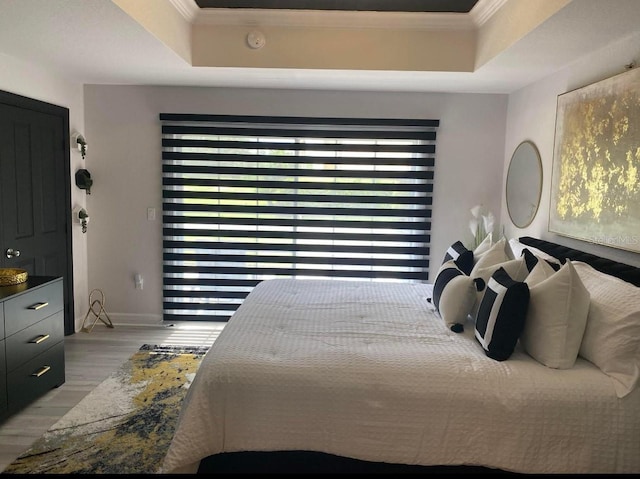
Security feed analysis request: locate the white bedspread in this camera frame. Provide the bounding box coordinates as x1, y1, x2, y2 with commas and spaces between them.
162, 279, 640, 474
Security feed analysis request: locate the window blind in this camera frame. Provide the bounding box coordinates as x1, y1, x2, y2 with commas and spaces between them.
160, 114, 439, 322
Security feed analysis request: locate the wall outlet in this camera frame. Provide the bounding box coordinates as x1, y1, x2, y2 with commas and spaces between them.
147, 207, 156, 221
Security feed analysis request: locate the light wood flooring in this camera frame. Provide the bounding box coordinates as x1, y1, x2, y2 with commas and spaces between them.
0, 321, 225, 472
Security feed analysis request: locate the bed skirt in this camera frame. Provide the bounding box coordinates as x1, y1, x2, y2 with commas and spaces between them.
197, 451, 513, 474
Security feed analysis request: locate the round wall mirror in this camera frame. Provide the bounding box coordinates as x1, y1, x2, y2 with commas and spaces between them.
506, 140, 542, 228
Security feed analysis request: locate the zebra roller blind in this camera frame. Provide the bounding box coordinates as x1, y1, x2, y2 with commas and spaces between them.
160, 114, 439, 322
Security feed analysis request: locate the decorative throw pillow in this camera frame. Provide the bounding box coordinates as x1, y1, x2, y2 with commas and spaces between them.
442, 241, 474, 275
521, 248, 561, 272
473, 233, 493, 256
520, 260, 590, 369
474, 267, 530, 361
508, 238, 562, 267
521, 248, 539, 272
432, 260, 481, 333
471, 238, 510, 275
469, 256, 530, 319
523, 255, 557, 286
573, 261, 640, 398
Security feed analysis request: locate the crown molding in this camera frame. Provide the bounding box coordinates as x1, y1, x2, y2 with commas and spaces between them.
169, 0, 199, 23
196, 8, 478, 30
173, 0, 507, 30
470, 0, 509, 26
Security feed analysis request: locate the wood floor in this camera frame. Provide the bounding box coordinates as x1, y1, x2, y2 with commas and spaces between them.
0, 321, 226, 472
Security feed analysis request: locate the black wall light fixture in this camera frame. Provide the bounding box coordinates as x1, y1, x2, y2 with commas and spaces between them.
75, 169, 93, 194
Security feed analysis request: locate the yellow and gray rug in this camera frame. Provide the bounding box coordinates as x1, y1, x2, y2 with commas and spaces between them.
2, 344, 209, 474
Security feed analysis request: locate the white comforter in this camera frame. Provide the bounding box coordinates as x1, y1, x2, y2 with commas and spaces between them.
162, 279, 640, 474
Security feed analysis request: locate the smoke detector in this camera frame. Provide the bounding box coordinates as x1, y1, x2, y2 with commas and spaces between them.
247, 30, 266, 49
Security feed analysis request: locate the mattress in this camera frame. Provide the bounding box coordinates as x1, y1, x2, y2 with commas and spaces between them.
162, 278, 640, 474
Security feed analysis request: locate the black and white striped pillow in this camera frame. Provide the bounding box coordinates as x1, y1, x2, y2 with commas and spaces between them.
442, 241, 473, 275
474, 267, 530, 361
522, 248, 561, 272
432, 260, 482, 333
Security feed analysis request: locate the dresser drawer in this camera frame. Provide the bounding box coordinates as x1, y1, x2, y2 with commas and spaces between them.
0, 303, 4, 339
7, 340, 65, 414
3, 279, 63, 337
5, 311, 64, 372
0, 339, 6, 420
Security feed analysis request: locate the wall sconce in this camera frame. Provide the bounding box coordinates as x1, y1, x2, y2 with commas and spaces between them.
71, 132, 87, 159
75, 169, 93, 194
73, 206, 90, 234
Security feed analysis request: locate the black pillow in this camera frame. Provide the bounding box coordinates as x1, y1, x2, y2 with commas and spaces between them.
442, 240, 473, 275
474, 267, 530, 361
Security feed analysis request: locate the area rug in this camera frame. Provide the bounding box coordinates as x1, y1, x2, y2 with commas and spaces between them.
2, 343, 210, 474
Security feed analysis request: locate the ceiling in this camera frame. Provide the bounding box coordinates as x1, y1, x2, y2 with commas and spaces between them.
0, 0, 638, 94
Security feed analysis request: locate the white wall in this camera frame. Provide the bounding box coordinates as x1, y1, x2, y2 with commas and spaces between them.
502, 30, 640, 267
83, 86, 507, 324
0, 52, 89, 331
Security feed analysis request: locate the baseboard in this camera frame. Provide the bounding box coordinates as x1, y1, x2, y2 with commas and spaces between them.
73, 314, 226, 333
101, 313, 163, 327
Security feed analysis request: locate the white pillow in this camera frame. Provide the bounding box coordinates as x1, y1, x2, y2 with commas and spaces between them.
573, 261, 640, 398
471, 238, 510, 274
473, 256, 530, 285
473, 233, 493, 257
508, 238, 562, 266
521, 260, 590, 369
524, 256, 557, 286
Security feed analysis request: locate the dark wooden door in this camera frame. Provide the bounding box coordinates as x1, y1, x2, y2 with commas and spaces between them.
0, 91, 74, 335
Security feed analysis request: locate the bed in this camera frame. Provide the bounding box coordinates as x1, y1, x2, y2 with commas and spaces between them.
161, 237, 640, 474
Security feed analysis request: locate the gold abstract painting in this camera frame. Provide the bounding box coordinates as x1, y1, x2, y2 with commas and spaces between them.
549, 67, 640, 252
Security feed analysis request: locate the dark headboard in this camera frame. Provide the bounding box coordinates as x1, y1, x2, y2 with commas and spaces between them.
519, 236, 640, 287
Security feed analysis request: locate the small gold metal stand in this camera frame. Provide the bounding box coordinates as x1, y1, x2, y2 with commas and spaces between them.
81, 289, 114, 332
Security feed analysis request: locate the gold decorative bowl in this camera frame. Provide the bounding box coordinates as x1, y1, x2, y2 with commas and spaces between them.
0, 268, 28, 286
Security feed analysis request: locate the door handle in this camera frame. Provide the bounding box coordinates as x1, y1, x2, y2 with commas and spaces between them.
5, 248, 21, 258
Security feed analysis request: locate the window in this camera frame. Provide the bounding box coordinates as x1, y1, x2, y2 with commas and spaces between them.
160, 114, 439, 321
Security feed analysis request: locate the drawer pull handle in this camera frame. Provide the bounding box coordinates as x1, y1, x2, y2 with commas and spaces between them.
31, 365, 51, 378
28, 302, 49, 311
30, 334, 50, 344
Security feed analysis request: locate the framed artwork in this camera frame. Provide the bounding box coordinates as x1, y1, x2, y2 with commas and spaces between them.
549, 66, 640, 253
